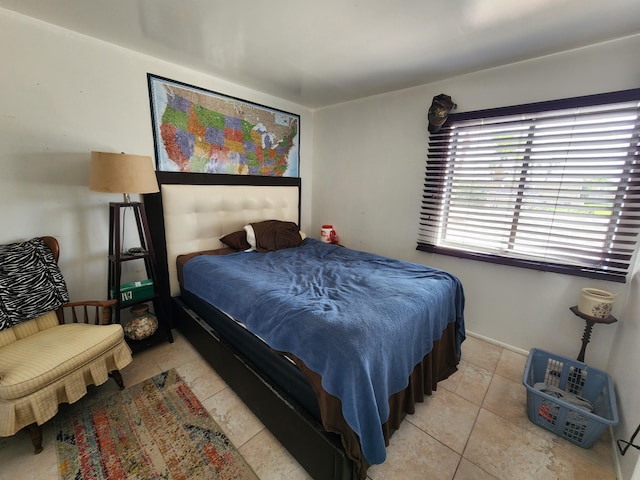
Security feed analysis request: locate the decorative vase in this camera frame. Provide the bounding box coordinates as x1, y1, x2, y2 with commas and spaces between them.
577, 288, 616, 319
124, 304, 158, 340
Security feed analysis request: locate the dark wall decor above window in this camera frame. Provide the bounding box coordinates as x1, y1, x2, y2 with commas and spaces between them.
427, 93, 456, 134
418, 89, 640, 283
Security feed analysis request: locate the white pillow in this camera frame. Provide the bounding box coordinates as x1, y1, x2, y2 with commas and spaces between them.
243, 225, 256, 252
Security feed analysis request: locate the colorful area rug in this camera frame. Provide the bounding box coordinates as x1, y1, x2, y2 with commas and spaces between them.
54, 369, 258, 480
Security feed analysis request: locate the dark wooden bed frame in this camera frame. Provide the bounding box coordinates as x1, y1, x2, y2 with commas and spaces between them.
144, 172, 354, 480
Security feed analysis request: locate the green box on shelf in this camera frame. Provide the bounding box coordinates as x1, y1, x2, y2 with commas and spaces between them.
111, 279, 154, 305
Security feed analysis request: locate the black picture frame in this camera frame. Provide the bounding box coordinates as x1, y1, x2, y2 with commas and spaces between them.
147, 74, 300, 177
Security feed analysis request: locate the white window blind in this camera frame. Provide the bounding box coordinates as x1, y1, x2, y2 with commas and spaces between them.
418, 89, 640, 282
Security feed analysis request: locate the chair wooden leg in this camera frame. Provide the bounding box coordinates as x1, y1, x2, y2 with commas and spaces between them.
109, 370, 125, 390
26, 424, 43, 454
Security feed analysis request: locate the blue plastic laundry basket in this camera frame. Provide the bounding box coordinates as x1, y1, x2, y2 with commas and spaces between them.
523, 348, 618, 448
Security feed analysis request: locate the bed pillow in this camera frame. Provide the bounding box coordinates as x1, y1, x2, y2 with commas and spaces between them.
244, 220, 303, 252
219, 230, 251, 251
244, 225, 257, 251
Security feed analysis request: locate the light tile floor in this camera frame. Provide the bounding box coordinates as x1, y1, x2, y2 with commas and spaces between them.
0, 331, 617, 480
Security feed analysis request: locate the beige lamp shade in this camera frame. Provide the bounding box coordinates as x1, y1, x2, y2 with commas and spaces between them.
89, 151, 159, 196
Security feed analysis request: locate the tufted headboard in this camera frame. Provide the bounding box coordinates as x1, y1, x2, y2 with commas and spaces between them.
144, 172, 301, 298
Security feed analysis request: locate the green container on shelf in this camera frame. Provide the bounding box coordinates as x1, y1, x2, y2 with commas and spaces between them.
111, 279, 154, 305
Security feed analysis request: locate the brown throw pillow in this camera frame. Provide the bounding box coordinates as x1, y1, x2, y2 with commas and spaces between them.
249, 220, 303, 252
220, 230, 251, 251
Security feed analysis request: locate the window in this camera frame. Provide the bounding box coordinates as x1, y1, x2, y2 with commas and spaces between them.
418, 89, 640, 283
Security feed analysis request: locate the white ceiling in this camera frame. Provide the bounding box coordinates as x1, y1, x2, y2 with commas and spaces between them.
2, 0, 639, 109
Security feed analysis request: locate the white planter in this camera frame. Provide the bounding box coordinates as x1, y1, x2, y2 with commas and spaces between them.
578, 288, 616, 319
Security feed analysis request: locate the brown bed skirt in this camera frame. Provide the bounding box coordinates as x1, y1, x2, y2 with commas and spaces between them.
292, 321, 460, 480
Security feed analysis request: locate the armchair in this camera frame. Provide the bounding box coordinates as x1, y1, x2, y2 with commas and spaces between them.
0, 236, 133, 453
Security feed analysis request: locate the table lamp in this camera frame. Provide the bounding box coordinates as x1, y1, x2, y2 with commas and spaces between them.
89, 151, 159, 202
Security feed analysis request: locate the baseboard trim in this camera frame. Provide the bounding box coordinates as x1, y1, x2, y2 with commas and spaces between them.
465, 330, 529, 356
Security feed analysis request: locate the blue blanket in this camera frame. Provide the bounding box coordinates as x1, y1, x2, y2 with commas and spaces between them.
183, 239, 465, 465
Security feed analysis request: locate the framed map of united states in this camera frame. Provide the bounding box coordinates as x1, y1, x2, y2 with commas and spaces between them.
147, 74, 300, 177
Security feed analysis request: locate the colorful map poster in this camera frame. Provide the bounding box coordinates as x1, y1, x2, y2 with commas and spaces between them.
148, 74, 300, 177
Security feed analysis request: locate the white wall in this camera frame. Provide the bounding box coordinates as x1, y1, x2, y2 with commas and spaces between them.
0, 8, 314, 302
312, 34, 640, 479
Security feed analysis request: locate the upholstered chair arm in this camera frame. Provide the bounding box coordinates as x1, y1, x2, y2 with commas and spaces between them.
56, 299, 118, 325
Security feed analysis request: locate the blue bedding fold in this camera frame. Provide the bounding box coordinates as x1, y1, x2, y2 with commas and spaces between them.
183, 239, 465, 465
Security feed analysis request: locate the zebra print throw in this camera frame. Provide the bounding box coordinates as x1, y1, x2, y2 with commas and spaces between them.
0, 237, 69, 331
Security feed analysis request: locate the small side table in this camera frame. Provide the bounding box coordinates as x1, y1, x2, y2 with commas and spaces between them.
570, 306, 617, 362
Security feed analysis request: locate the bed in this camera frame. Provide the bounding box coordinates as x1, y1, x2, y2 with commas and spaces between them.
144, 172, 465, 480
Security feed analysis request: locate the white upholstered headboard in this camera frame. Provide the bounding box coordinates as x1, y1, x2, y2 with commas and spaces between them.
157, 180, 300, 297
